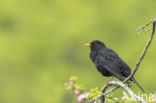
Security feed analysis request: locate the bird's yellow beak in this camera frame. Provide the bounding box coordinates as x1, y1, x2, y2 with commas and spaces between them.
84, 43, 92, 47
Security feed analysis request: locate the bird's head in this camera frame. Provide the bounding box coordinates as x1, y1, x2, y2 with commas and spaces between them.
84, 40, 106, 51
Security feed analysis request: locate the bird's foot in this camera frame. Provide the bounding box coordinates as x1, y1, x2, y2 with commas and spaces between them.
127, 81, 132, 87
109, 76, 114, 81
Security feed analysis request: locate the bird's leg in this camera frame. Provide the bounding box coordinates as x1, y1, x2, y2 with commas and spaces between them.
127, 81, 132, 87
110, 76, 114, 81
107, 76, 114, 82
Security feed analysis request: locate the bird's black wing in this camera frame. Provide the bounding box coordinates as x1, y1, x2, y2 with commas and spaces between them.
96, 47, 131, 80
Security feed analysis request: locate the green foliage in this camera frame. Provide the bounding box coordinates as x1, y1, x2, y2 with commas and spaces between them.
88, 87, 101, 100
70, 76, 78, 82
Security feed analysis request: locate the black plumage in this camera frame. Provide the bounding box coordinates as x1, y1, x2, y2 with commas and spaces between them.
85, 40, 144, 92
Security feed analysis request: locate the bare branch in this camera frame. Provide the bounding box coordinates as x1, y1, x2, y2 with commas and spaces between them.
89, 81, 146, 103
123, 20, 156, 83
104, 92, 111, 103
100, 77, 114, 103
106, 81, 146, 103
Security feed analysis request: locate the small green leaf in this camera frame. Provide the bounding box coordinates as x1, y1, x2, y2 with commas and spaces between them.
70, 76, 78, 81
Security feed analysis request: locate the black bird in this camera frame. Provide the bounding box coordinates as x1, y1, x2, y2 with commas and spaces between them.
85, 40, 144, 92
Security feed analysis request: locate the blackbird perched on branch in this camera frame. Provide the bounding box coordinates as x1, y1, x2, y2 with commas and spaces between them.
85, 40, 144, 92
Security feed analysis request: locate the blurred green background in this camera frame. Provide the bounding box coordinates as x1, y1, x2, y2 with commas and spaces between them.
0, 0, 156, 103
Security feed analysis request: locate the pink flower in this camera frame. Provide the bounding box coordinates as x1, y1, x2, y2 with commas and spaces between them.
74, 89, 80, 94
77, 93, 89, 103
69, 81, 74, 86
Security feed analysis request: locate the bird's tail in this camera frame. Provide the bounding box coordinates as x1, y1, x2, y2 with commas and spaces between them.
131, 77, 144, 92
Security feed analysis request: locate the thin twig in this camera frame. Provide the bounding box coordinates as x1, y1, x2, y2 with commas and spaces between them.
124, 20, 156, 83
104, 92, 111, 103
100, 82, 108, 103
108, 97, 120, 103
89, 86, 119, 103
88, 20, 156, 103
100, 77, 114, 103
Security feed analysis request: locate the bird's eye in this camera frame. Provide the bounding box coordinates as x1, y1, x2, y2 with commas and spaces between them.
93, 43, 97, 45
